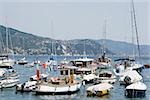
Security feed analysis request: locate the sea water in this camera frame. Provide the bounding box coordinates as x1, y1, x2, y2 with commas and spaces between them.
0, 55, 150, 100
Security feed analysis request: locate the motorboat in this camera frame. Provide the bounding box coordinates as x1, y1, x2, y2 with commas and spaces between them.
96, 54, 112, 69
95, 70, 116, 84
17, 57, 28, 65
0, 68, 6, 78
83, 74, 98, 84
125, 81, 147, 97
30, 74, 49, 81
0, 55, 14, 68
70, 57, 97, 75
16, 81, 37, 92
0, 78, 19, 88
119, 70, 142, 85
86, 83, 113, 97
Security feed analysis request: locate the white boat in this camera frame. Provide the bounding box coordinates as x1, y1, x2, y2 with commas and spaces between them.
17, 57, 28, 65
83, 74, 98, 84
70, 57, 97, 75
95, 70, 116, 84
34, 82, 81, 95
86, 83, 113, 97
0, 68, 6, 77
119, 70, 142, 85
125, 81, 147, 97
16, 81, 37, 92
96, 55, 112, 69
113, 58, 135, 76
25, 62, 35, 68
33, 64, 82, 95
0, 56, 14, 68
0, 78, 19, 88
5, 69, 19, 79
30, 73, 49, 81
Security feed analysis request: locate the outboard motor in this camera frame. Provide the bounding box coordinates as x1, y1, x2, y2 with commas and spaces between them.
124, 76, 131, 85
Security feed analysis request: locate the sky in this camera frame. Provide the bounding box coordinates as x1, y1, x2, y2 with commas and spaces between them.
0, 0, 149, 45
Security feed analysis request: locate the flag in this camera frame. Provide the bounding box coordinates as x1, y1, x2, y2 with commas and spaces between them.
36, 64, 40, 80
42, 63, 47, 69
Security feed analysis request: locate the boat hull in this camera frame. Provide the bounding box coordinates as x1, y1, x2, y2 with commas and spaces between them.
34, 83, 81, 95
35, 89, 80, 95
125, 89, 146, 97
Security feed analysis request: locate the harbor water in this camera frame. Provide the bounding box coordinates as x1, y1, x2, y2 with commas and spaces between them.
0, 55, 150, 100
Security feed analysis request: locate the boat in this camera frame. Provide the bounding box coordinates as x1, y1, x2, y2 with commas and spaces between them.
16, 81, 37, 92
125, 81, 147, 97
30, 73, 49, 81
82, 74, 98, 84
33, 64, 82, 95
113, 58, 134, 76
86, 83, 113, 97
25, 62, 35, 68
144, 64, 150, 68
96, 20, 112, 69
0, 68, 6, 78
0, 78, 19, 89
0, 55, 14, 68
96, 53, 111, 69
70, 57, 97, 75
0, 26, 15, 68
119, 70, 142, 85
17, 57, 28, 65
95, 70, 116, 84
5, 68, 19, 79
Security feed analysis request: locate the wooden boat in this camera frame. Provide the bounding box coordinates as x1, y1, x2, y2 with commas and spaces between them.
33, 65, 82, 95
144, 64, 150, 68
86, 83, 113, 97
34, 80, 81, 95
125, 82, 147, 97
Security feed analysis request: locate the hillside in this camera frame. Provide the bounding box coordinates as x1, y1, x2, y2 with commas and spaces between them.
0, 25, 149, 56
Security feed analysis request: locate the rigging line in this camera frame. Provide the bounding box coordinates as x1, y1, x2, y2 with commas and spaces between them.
131, 0, 141, 58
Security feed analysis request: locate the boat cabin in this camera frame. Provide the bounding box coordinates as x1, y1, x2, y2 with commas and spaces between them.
69, 58, 94, 67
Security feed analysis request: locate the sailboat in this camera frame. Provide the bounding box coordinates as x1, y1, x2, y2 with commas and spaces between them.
124, 0, 147, 97
0, 26, 14, 68
17, 38, 28, 65
113, 0, 143, 76
96, 20, 112, 69
45, 21, 57, 71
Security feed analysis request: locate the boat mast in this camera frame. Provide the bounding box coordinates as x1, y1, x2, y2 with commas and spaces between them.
130, 1, 135, 59
131, 0, 141, 59
6, 26, 8, 55
83, 39, 86, 58
102, 19, 107, 57
51, 21, 54, 57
